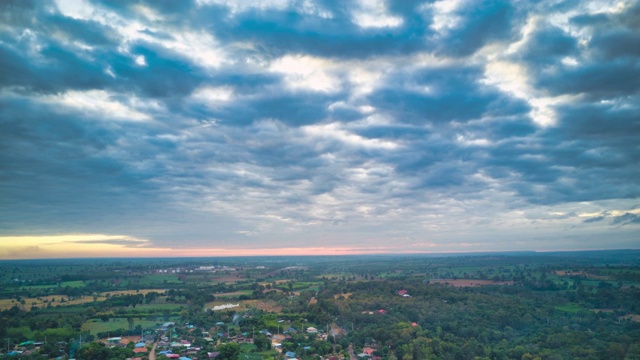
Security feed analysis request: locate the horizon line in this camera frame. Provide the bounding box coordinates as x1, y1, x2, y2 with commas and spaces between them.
1, 248, 639, 262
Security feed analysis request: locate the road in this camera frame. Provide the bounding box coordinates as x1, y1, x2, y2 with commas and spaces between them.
148, 341, 158, 360
348, 344, 356, 360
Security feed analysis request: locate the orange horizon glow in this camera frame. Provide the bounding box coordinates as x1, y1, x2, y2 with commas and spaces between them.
1, 234, 616, 260
0, 234, 440, 260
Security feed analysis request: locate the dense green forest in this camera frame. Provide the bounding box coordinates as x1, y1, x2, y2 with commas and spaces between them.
1, 250, 639, 359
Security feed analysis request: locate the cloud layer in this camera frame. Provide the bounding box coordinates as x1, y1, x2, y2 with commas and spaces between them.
1, 0, 639, 258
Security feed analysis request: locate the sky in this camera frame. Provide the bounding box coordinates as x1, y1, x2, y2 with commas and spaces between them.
1, 0, 639, 259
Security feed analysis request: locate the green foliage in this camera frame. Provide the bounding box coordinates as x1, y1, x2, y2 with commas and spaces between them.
2, 253, 640, 360
253, 334, 271, 351
76, 341, 133, 360
218, 342, 240, 359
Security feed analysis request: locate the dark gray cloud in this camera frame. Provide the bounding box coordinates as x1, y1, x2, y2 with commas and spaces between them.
583, 216, 605, 224
434, 0, 518, 57
198, 3, 432, 60
612, 213, 640, 226
1, 0, 639, 256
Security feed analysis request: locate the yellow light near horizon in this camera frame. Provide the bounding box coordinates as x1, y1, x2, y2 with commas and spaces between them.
0, 234, 431, 260
0, 234, 152, 259
1, 234, 139, 246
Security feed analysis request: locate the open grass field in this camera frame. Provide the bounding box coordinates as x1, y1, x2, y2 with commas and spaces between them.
103, 289, 167, 297
205, 299, 282, 313
292, 281, 321, 291
0, 295, 104, 311
213, 290, 253, 298
21, 280, 87, 289
122, 274, 183, 286
208, 275, 243, 284
131, 303, 183, 311
555, 303, 586, 314
82, 317, 165, 334
0, 289, 168, 311
428, 279, 515, 287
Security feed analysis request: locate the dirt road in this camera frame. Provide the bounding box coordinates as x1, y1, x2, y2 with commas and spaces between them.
148, 341, 158, 360
348, 344, 356, 360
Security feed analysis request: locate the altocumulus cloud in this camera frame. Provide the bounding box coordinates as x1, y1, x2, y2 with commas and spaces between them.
1, 0, 639, 258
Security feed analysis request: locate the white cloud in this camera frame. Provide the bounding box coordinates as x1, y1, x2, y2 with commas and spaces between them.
56, 0, 227, 69
270, 54, 340, 93
135, 55, 147, 66
483, 60, 580, 127
44, 90, 154, 122
429, 0, 464, 34
456, 134, 492, 147
352, 0, 404, 28
195, 0, 291, 13
347, 67, 383, 97
191, 86, 234, 105
54, 0, 100, 20
302, 122, 400, 150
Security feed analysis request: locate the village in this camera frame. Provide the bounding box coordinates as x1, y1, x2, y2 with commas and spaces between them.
88, 317, 365, 360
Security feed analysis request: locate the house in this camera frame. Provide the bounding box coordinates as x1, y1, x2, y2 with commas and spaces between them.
106, 337, 122, 344
397, 290, 407, 296
378, 309, 386, 314
208, 351, 220, 358
135, 342, 146, 348
285, 351, 297, 358
363, 347, 375, 355
306, 327, 318, 334
133, 347, 148, 354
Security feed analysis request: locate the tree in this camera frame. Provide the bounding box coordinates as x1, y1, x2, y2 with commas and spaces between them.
253, 334, 271, 351
76, 342, 111, 360
217, 342, 240, 360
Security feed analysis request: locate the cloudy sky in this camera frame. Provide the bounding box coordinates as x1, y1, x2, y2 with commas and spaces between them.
1, 0, 639, 259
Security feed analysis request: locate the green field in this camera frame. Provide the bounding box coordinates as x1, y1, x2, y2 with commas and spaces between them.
81, 317, 167, 334
22, 280, 87, 289
292, 281, 322, 291
215, 290, 253, 298
123, 274, 184, 287
131, 303, 184, 311
555, 304, 586, 314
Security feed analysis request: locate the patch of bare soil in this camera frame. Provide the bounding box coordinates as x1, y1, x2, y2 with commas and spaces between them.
253, 300, 282, 313
308, 297, 318, 305
620, 314, 640, 322
334, 292, 353, 299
